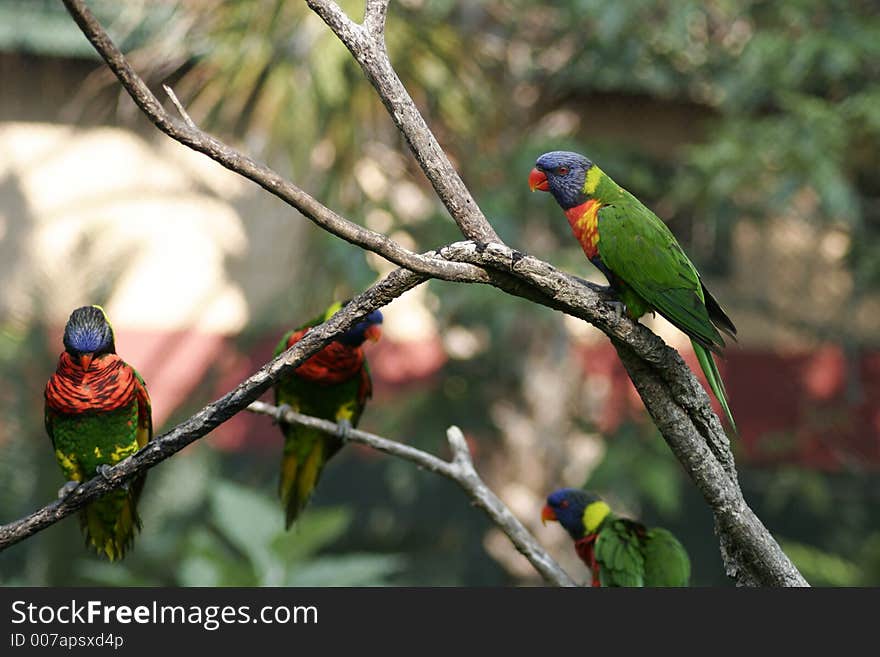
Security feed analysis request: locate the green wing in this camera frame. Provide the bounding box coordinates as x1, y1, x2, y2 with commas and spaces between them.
131, 366, 153, 449
643, 528, 691, 587
597, 195, 725, 353
273, 329, 296, 359
594, 518, 646, 587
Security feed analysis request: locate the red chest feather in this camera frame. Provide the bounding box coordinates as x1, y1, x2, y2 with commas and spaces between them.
574, 533, 602, 587
287, 329, 365, 385
45, 352, 136, 415
564, 199, 602, 260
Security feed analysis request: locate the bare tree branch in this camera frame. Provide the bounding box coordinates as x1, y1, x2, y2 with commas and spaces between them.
247, 401, 577, 587
0, 269, 424, 551
60, 0, 488, 285
50, 0, 808, 585
306, 0, 501, 244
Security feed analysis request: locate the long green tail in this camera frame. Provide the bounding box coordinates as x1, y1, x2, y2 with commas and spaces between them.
279, 428, 332, 529
693, 341, 737, 434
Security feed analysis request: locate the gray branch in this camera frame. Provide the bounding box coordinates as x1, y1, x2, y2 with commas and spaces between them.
438, 241, 805, 585
247, 401, 576, 587
0, 269, 424, 551
306, 0, 501, 244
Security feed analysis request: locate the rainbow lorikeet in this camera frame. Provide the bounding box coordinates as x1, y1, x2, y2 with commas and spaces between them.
529, 151, 737, 431
542, 488, 690, 587
44, 305, 153, 560
273, 301, 383, 527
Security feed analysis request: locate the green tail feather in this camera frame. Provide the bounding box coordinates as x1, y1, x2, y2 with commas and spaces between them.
278, 431, 331, 529
693, 341, 737, 434
79, 486, 142, 561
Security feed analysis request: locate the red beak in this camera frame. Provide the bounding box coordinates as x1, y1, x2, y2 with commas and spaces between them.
79, 353, 94, 371
364, 324, 382, 343
529, 168, 549, 192
541, 505, 557, 526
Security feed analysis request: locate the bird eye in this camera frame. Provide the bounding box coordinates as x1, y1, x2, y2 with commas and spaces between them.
559, 500, 569, 509
557, 166, 568, 175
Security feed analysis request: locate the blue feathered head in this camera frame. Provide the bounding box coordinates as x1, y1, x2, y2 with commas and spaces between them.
62, 305, 116, 370
338, 309, 383, 347
529, 150, 593, 209
542, 487, 605, 540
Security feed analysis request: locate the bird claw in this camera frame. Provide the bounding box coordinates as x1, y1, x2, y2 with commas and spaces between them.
335, 418, 353, 443
510, 249, 526, 270
274, 403, 293, 426
57, 480, 80, 500
607, 300, 628, 321
96, 464, 114, 482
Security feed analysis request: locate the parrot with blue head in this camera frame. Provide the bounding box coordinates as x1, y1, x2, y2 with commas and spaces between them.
44, 305, 153, 560
529, 151, 737, 431
543, 488, 690, 587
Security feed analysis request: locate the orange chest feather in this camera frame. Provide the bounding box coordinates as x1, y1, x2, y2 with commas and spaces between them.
45, 353, 136, 415
565, 200, 603, 259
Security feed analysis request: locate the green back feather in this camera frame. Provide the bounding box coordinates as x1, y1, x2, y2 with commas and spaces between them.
595, 518, 646, 586
596, 197, 726, 352
643, 528, 691, 587
594, 517, 690, 587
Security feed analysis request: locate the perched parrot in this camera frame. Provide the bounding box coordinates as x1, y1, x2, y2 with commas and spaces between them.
542, 488, 690, 587
44, 305, 153, 560
529, 151, 737, 430
273, 301, 383, 527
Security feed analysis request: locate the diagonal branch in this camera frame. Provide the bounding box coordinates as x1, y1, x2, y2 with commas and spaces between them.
247, 401, 576, 587
0, 269, 424, 551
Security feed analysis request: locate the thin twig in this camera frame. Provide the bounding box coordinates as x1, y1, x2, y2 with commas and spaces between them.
247, 401, 576, 587
162, 83, 196, 130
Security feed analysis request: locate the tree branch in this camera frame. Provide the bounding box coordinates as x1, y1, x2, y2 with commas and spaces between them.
363, 0, 390, 36
60, 0, 489, 285
247, 401, 576, 587
0, 269, 425, 551
306, 0, 501, 244
440, 241, 806, 585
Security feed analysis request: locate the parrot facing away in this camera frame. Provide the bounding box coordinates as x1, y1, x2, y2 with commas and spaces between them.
542, 488, 690, 587
273, 301, 383, 527
44, 305, 153, 560
529, 151, 737, 431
